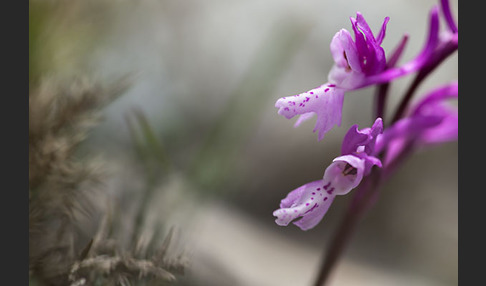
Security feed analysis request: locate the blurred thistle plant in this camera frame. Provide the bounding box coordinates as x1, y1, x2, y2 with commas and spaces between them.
29, 76, 187, 286
29, 1, 190, 285
29, 76, 128, 284
271, 0, 457, 285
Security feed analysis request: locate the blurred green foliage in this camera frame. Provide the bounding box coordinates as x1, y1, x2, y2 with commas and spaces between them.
187, 20, 313, 194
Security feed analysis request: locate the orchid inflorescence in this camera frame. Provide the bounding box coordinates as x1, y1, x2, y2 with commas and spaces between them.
273, 0, 457, 231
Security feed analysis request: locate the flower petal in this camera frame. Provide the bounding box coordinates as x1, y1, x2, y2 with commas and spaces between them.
294, 113, 315, 127
328, 64, 366, 90
362, 154, 383, 176
386, 34, 409, 68
362, 7, 440, 87
341, 118, 383, 155
324, 155, 365, 195
375, 17, 390, 45
275, 84, 345, 141
419, 104, 458, 144
411, 81, 458, 116
341, 124, 369, 155
293, 195, 335, 230
364, 118, 384, 154
273, 180, 336, 230
374, 115, 442, 155
330, 29, 362, 72
351, 13, 387, 75
328, 29, 366, 89
440, 0, 458, 33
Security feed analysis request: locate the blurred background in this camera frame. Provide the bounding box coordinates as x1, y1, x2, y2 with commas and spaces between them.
29, 0, 458, 285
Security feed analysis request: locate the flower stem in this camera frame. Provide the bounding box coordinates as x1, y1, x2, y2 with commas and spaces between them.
374, 35, 409, 124
374, 83, 390, 123
312, 202, 360, 286
312, 171, 380, 286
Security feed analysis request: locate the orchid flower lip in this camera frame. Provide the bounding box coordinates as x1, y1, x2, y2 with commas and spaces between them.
273, 180, 337, 231
275, 84, 345, 141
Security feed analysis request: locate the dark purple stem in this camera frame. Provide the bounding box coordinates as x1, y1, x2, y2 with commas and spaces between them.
374, 35, 409, 123
312, 204, 360, 286
374, 83, 390, 122
312, 170, 381, 286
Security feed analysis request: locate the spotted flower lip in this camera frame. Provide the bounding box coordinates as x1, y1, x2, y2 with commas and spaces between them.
273, 118, 383, 230
273, 180, 336, 231
275, 83, 345, 141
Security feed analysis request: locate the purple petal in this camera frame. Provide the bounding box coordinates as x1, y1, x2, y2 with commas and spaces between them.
420, 6, 441, 59
411, 81, 458, 115
381, 136, 408, 167
328, 64, 366, 89
374, 115, 442, 155
411, 82, 458, 145
364, 118, 384, 154
355, 12, 375, 40
341, 118, 383, 155
341, 124, 370, 155
294, 113, 315, 127
323, 155, 365, 195
275, 84, 345, 141
330, 29, 362, 72
379, 106, 456, 167
293, 196, 335, 231
353, 13, 387, 75
387, 34, 409, 68
420, 105, 457, 144
273, 180, 336, 231
440, 0, 458, 33
375, 17, 390, 45
361, 154, 383, 176
328, 29, 366, 89
360, 7, 440, 87
350, 16, 371, 72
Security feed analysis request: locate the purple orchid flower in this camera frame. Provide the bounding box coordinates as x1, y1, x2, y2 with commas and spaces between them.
275, 1, 457, 141
328, 13, 389, 90
273, 118, 383, 231
375, 81, 458, 167
275, 13, 388, 141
